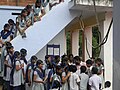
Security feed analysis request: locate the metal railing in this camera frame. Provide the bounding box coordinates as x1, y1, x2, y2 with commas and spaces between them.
75, 0, 113, 7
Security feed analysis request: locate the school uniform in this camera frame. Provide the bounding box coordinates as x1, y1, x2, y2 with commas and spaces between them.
89, 74, 102, 90
69, 72, 80, 90
26, 63, 35, 90
32, 68, 44, 90
32, 4, 44, 21
3, 54, 12, 90
86, 66, 93, 77
10, 24, 17, 38
61, 72, 69, 90
11, 60, 23, 90
51, 73, 62, 90
79, 73, 89, 90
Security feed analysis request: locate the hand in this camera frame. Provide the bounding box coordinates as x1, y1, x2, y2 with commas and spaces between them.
67, 72, 71, 77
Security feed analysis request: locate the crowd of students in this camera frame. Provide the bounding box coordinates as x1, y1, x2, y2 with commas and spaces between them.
0, 0, 63, 44
1, 41, 111, 90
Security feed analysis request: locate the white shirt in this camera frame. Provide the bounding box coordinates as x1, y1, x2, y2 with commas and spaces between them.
13, 60, 22, 86
79, 73, 89, 90
62, 72, 69, 90
89, 74, 102, 90
4, 55, 12, 81
69, 72, 80, 90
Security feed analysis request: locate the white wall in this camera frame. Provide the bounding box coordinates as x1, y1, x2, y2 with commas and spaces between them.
35, 29, 66, 61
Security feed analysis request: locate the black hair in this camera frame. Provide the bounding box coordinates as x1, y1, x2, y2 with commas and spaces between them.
20, 48, 27, 56
105, 81, 111, 88
21, 9, 27, 14
36, 0, 41, 3
26, 5, 32, 10
68, 54, 73, 58
56, 65, 62, 71
14, 51, 20, 58
31, 55, 38, 61
80, 66, 87, 73
92, 67, 98, 74
86, 59, 93, 65
36, 59, 43, 66
8, 19, 14, 24
69, 65, 77, 73
45, 55, 51, 59
4, 24, 10, 29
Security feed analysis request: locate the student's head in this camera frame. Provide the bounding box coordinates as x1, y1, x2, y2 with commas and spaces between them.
7, 46, 14, 54
25, 5, 32, 13
80, 66, 87, 73
74, 56, 81, 65
105, 81, 111, 88
61, 54, 68, 66
8, 19, 14, 25
68, 54, 73, 63
91, 67, 98, 74
35, 0, 41, 7
56, 65, 62, 75
54, 55, 60, 64
45, 55, 51, 64
20, 48, 27, 57
36, 59, 44, 69
30, 55, 38, 64
95, 58, 103, 66
69, 65, 77, 73
21, 9, 28, 17
4, 24, 10, 31
14, 51, 21, 59
86, 59, 93, 67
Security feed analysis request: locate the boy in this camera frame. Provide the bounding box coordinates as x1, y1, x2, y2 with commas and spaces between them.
79, 66, 89, 90
86, 59, 93, 77
103, 81, 111, 90
88, 67, 102, 90
69, 65, 80, 90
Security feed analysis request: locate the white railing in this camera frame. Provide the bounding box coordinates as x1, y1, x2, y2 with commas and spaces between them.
75, 0, 113, 7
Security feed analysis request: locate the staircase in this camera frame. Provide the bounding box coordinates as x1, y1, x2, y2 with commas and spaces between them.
11, 1, 79, 59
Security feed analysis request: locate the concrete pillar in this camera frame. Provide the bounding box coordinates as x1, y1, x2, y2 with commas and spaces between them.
71, 29, 79, 56
113, 0, 120, 89
103, 12, 113, 90
84, 27, 92, 61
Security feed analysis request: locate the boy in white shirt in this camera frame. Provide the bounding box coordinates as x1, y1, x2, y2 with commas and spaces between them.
79, 66, 89, 90
88, 67, 102, 90
69, 65, 80, 90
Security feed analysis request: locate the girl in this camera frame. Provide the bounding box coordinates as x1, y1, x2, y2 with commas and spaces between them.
32, 60, 45, 90
10, 51, 24, 90
16, 9, 28, 38
26, 55, 38, 90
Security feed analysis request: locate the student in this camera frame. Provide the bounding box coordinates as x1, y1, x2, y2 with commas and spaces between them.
68, 54, 74, 65
103, 81, 111, 90
32, 60, 45, 90
51, 65, 62, 90
16, 9, 28, 38
88, 67, 102, 90
33, 0, 45, 22
20, 48, 28, 90
44, 55, 53, 90
0, 24, 13, 43
69, 65, 80, 90
3, 45, 14, 90
74, 56, 81, 76
10, 51, 24, 90
86, 59, 93, 77
60, 54, 69, 90
79, 66, 89, 90
8, 19, 17, 38
25, 5, 34, 26
26, 55, 38, 90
